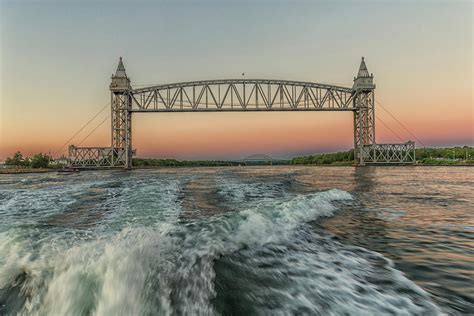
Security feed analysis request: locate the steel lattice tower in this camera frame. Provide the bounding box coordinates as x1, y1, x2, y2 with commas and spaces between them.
109, 57, 132, 168
352, 57, 376, 165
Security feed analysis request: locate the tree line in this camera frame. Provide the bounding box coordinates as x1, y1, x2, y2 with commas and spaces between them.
290, 150, 354, 165
4, 146, 472, 168
132, 158, 241, 167
415, 146, 473, 161
289, 146, 474, 165
4, 152, 51, 168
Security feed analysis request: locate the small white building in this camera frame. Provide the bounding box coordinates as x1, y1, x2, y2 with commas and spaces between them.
50, 156, 69, 166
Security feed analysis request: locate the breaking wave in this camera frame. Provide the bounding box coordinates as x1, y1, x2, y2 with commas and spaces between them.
0, 176, 440, 315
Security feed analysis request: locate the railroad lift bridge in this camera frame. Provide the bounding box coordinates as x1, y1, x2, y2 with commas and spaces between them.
68, 57, 415, 168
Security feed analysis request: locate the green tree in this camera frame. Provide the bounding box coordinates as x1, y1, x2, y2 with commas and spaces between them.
30, 153, 50, 168
5, 151, 25, 166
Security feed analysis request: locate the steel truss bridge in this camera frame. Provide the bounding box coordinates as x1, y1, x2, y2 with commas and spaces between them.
238, 154, 288, 165
68, 57, 415, 168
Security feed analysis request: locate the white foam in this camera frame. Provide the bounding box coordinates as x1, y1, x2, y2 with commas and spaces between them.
226, 239, 441, 315
1, 186, 440, 315
214, 175, 290, 208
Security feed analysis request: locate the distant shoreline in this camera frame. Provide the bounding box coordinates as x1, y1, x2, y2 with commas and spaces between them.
0, 168, 56, 174
2, 146, 472, 173
1, 163, 473, 174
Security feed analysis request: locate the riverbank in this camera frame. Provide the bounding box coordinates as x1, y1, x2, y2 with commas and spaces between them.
0, 168, 56, 174
289, 146, 474, 165
1, 162, 473, 174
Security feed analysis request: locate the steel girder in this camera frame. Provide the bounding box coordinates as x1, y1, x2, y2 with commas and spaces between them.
129, 80, 356, 112
362, 142, 415, 164
68, 146, 128, 168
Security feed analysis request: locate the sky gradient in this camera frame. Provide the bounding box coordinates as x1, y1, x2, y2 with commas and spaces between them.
1, 0, 472, 160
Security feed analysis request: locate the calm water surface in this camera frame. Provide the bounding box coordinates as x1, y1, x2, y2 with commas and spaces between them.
0, 166, 472, 315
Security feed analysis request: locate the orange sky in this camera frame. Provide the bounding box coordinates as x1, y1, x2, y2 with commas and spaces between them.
1, 107, 471, 160
0, 1, 472, 160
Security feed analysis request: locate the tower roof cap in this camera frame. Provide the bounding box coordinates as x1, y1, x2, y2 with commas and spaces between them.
357, 56, 370, 78
114, 57, 127, 77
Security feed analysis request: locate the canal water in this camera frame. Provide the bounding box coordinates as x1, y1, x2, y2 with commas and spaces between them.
0, 166, 472, 315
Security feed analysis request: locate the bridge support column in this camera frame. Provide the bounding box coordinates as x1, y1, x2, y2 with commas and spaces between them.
352, 57, 376, 165
110, 57, 133, 169
111, 93, 132, 168
353, 91, 375, 165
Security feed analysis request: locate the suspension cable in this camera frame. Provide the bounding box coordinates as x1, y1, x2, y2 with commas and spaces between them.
77, 113, 111, 146
376, 115, 404, 142
376, 100, 426, 147
53, 102, 110, 157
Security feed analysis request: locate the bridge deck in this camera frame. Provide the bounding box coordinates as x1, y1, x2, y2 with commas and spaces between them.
130, 108, 357, 112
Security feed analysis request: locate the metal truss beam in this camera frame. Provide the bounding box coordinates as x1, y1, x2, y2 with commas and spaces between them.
129, 80, 357, 112
130, 108, 356, 113
68, 145, 128, 168
361, 141, 416, 164
133, 79, 354, 94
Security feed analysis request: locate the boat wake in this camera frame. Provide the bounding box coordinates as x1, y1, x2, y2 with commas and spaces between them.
0, 175, 440, 315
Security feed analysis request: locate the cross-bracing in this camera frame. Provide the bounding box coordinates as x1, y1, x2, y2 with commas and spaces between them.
68, 57, 415, 168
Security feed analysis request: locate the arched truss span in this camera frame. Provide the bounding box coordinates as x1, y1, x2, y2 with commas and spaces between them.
243, 154, 275, 161
129, 79, 357, 112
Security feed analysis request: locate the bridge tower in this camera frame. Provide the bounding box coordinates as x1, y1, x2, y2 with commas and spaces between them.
352, 57, 376, 165
109, 57, 133, 168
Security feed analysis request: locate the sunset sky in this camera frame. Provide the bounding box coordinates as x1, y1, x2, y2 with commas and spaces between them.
1, 0, 472, 160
